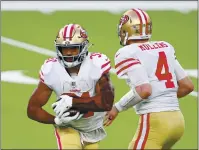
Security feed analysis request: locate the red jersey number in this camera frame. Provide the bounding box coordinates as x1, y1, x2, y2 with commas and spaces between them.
155, 51, 175, 88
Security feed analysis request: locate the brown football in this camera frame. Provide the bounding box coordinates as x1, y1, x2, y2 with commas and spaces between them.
68, 109, 79, 116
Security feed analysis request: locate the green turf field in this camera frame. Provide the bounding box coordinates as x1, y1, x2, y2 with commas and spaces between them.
1, 10, 198, 149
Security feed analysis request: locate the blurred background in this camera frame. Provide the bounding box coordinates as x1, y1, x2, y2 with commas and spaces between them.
1, 1, 198, 149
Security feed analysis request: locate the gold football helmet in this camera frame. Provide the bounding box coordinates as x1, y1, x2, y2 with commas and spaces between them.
118, 8, 152, 46
55, 24, 91, 68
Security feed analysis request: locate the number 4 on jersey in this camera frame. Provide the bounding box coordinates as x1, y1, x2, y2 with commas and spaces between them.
155, 51, 175, 88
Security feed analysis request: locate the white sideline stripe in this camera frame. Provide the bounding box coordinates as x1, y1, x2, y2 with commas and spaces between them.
1, 1, 197, 14
1, 36, 197, 97
190, 91, 198, 97
1, 36, 56, 57
1, 70, 39, 85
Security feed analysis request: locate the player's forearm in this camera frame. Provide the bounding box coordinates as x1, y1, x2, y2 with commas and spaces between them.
115, 84, 151, 112
177, 87, 193, 98
27, 106, 55, 124
72, 91, 114, 112
177, 77, 194, 98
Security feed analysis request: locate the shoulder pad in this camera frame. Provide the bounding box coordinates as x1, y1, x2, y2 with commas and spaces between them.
89, 52, 111, 79
39, 57, 58, 82
114, 45, 138, 63
114, 46, 141, 78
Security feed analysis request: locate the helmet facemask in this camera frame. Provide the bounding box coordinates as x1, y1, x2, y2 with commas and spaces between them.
56, 40, 91, 68
117, 23, 129, 46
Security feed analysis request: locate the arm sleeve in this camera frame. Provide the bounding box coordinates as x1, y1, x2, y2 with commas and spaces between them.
114, 88, 142, 112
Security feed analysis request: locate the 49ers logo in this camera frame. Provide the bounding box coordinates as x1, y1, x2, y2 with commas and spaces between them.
119, 15, 129, 25
80, 29, 88, 38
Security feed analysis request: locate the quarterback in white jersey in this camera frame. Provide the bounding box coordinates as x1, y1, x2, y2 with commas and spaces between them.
104, 9, 194, 149
27, 24, 114, 149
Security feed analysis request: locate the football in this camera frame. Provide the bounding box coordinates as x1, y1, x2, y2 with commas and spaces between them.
68, 109, 79, 116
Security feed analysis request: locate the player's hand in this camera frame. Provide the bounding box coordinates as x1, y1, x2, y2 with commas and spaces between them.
103, 106, 119, 126
54, 112, 83, 126
60, 111, 81, 124
52, 95, 73, 117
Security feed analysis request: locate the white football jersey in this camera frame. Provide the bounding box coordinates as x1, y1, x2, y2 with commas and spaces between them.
39, 52, 111, 140
115, 41, 180, 114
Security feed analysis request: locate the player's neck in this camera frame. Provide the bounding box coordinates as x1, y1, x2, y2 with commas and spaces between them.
66, 64, 81, 75
127, 39, 149, 45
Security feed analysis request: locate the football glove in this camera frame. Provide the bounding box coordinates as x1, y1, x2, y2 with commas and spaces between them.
54, 112, 83, 126
52, 95, 73, 117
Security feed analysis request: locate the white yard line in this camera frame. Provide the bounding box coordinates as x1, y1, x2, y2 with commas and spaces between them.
1, 36, 56, 57
190, 91, 198, 97
1, 70, 39, 85
1, 36, 198, 97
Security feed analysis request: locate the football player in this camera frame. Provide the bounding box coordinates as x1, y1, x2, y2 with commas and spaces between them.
27, 24, 114, 149
104, 9, 194, 149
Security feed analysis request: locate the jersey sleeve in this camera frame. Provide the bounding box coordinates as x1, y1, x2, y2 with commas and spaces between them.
39, 57, 57, 89
126, 66, 150, 87
89, 53, 111, 80
114, 48, 141, 78
162, 41, 187, 81
174, 59, 187, 81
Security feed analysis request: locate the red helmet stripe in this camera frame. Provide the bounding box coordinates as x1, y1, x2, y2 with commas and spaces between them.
63, 24, 74, 41
139, 9, 148, 35
132, 9, 143, 35
69, 24, 75, 41
63, 25, 68, 40
139, 9, 148, 23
